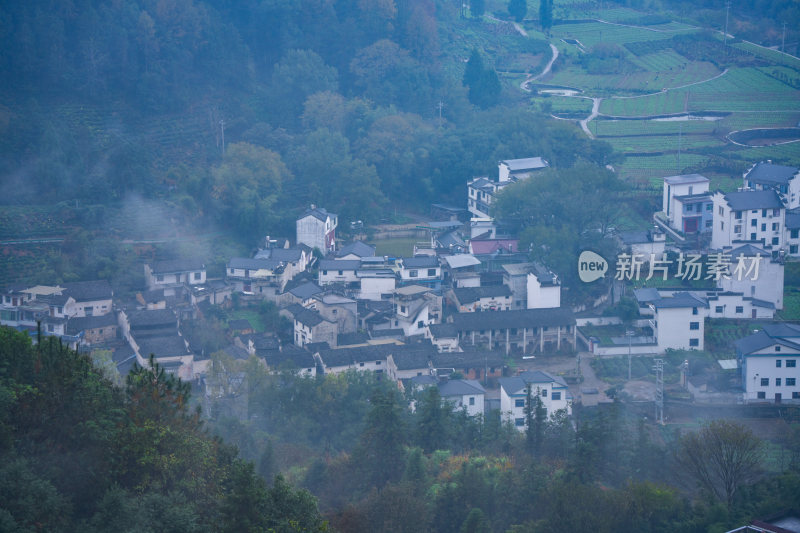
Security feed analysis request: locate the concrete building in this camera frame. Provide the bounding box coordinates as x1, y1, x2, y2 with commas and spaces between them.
735, 323, 800, 404
296, 206, 337, 254
467, 157, 549, 218
499, 371, 572, 430
662, 174, 712, 234
711, 189, 785, 249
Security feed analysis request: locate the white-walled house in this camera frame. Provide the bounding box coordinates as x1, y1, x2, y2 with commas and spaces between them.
617, 229, 667, 259
711, 189, 785, 249
499, 371, 571, 430
736, 323, 800, 404
649, 293, 706, 351
397, 256, 441, 285
145, 259, 206, 291
467, 157, 549, 218
717, 244, 784, 310
438, 379, 485, 417
318, 259, 360, 286
662, 174, 712, 234
526, 263, 561, 309
297, 206, 337, 254
61, 280, 114, 317
450, 285, 512, 312
744, 161, 800, 209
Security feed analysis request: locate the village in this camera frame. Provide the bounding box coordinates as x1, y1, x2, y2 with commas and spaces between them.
2, 157, 800, 429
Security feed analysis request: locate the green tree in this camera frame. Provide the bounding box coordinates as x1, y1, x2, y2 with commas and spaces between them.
470, 0, 486, 17
525, 386, 547, 455
269, 49, 339, 128
539, 0, 553, 33
674, 419, 764, 509
211, 142, 292, 237
508, 0, 528, 22
460, 507, 490, 533
469, 68, 502, 109
356, 389, 406, 488
416, 386, 449, 452
463, 48, 484, 87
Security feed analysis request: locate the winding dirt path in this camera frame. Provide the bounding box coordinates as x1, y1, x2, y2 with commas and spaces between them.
521, 44, 560, 92
580, 98, 602, 138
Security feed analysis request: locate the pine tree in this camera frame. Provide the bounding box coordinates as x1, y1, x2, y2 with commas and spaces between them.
508, 0, 527, 22
470, 0, 486, 17
539, 0, 553, 33
463, 48, 484, 87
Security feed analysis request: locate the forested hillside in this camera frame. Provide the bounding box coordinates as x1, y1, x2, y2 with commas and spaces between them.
0, 326, 327, 531
0, 0, 612, 236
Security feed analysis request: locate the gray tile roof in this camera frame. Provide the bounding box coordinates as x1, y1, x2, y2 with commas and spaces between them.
66, 313, 117, 335
337, 332, 370, 346
337, 241, 376, 258
498, 370, 562, 395
300, 206, 336, 222
265, 346, 316, 369
728, 244, 770, 257
438, 379, 485, 397
288, 281, 323, 299
137, 335, 190, 358
652, 293, 708, 309
433, 350, 506, 368
319, 259, 361, 271
150, 259, 205, 274
128, 309, 177, 328
452, 285, 512, 305
450, 308, 575, 331
229, 257, 282, 270
428, 323, 459, 338
723, 189, 783, 211
62, 280, 113, 302
290, 306, 326, 327
746, 162, 798, 185
401, 256, 439, 268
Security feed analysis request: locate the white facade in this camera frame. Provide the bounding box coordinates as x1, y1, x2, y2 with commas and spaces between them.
711, 191, 785, 250
499, 371, 571, 431
440, 381, 485, 418
662, 174, 711, 231
318, 260, 360, 285
527, 272, 560, 309
145, 262, 206, 290
358, 273, 396, 301
737, 329, 800, 404
296, 207, 337, 253
718, 245, 784, 310
650, 297, 705, 352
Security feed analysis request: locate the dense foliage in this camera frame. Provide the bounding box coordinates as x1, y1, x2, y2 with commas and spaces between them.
0, 326, 326, 532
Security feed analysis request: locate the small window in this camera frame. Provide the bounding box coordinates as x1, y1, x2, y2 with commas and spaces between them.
157, 275, 164, 282
776, 346, 782, 352
338, 270, 343, 275
777, 360, 783, 367
427, 268, 436, 276
719, 206, 724, 215
761, 378, 769, 386
515, 399, 525, 408
417, 321, 424, 328
692, 307, 698, 315
792, 229, 799, 239
515, 418, 525, 427
690, 322, 700, 330
735, 211, 742, 220
758, 391, 766, 399
551, 391, 561, 400
793, 392, 800, 399
751, 219, 757, 227
735, 225, 742, 234
409, 270, 418, 278
776, 378, 782, 386
715, 306, 723, 313
773, 223, 779, 231
359, 362, 365, 367
193, 272, 201, 280
322, 270, 328, 275
787, 378, 796, 387
792, 245, 799, 254
735, 306, 744, 314
762, 209, 768, 217
376, 361, 381, 365
689, 338, 699, 347
772, 237, 779, 245
469, 397, 475, 405
541, 389, 548, 397
706, 204, 712, 211
787, 360, 796, 367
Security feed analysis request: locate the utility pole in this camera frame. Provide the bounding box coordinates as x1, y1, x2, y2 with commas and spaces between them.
626, 330, 635, 381
219, 119, 226, 155
677, 123, 682, 172
437, 101, 444, 128
782, 22, 787, 53
653, 358, 664, 425
723, 2, 731, 51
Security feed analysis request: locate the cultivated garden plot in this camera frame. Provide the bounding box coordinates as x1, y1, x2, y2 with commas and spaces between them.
590, 118, 717, 137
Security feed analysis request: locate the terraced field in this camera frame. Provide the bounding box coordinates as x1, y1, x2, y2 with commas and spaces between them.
590, 118, 717, 137
685, 68, 799, 112
602, 133, 722, 154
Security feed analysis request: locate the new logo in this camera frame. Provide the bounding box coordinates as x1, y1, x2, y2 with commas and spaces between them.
578, 251, 608, 282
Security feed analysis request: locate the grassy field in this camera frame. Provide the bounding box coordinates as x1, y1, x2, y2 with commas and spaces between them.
591, 118, 718, 137
602, 133, 723, 155
227, 310, 265, 333
369, 238, 417, 257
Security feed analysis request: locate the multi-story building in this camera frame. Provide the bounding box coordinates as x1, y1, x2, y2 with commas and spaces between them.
144, 259, 206, 292
743, 161, 800, 209
499, 370, 572, 430
711, 189, 785, 249
662, 174, 713, 234
467, 157, 549, 218
735, 323, 800, 404
296, 205, 337, 254
648, 292, 706, 351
